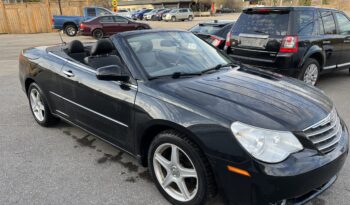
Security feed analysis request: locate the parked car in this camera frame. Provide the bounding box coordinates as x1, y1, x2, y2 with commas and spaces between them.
153, 9, 171, 21
216, 7, 235, 13
135, 9, 153, 20
19, 29, 348, 205
116, 9, 132, 19
225, 7, 350, 85
163, 8, 194, 22
79, 15, 150, 39
52, 7, 115, 37
144, 9, 166, 20
190, 20, 235, 49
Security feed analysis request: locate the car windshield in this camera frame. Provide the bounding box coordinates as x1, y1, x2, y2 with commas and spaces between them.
126, 31, 232, 78
189, 24, 224, 35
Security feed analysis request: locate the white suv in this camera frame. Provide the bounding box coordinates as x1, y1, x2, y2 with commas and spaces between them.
163, 8, 194, 22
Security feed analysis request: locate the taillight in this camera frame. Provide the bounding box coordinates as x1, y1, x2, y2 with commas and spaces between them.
80, 23, 85, 29
280, 36, 298, 53
51, 18, 54, 24
210, 35, 223, 47
225, 32, 232, 47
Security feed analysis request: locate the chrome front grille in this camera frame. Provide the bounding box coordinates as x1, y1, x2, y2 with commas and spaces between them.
303, 109, 342, 154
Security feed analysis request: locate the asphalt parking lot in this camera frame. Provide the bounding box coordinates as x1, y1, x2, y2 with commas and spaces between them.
0, 14, 349, 205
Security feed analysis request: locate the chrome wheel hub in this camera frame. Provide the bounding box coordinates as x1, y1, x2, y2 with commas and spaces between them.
304, 63, 319, 86
67, 27, 76, 36
29, 88, 45, 122
153, 143, 198, 202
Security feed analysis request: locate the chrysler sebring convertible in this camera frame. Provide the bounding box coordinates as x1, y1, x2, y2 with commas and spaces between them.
19, 30, 348, 205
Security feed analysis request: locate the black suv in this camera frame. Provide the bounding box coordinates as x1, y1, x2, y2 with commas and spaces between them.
225, 7, 350, 85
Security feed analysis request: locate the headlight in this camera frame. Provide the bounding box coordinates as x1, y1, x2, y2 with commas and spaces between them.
231, 122, 303, 163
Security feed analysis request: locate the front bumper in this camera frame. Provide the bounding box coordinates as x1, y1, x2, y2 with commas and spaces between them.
209, 123, 349, 205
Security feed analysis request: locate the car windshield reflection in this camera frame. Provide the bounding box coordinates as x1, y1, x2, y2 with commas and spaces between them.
125, 31, 232, 78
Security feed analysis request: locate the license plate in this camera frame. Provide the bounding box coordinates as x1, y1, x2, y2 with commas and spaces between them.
239, 34, 269, 48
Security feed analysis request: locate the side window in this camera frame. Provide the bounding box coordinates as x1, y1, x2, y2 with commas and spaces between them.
180, 9, 186, 13
100, 16, 114, 23
97, 8, 111, 16
87, 8, 96, 17
335, 13, 350, 35
296, 10, 315, 36
321, 11, 336, 34
114, 16, 128, 23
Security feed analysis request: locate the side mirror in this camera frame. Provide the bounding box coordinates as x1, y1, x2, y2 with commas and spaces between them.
96, 65, 130, 82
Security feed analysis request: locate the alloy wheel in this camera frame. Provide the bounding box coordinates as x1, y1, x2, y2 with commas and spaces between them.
66, 26, 76, 36
153, 143, 198, 202
29, 88, 45, 122
303, 63, 319, 86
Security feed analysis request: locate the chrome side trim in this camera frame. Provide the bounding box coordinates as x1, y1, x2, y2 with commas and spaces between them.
56, 109, 69, 117
337, 62, 350, 67
323, 65, 336, 70
50, 91, 128, 128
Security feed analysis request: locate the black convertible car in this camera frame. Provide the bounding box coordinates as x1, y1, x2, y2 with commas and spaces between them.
19, 30, 348, 205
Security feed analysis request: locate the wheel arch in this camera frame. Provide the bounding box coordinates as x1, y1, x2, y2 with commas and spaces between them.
25, 77, 36, 95
63, 22, 77, 30
300, 46, 325, 70
138, 120, 206, 167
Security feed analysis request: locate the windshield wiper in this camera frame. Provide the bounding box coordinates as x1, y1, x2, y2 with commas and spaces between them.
149, 72, 202, 80
201, 63, 235, 74
253, 30, 268, 35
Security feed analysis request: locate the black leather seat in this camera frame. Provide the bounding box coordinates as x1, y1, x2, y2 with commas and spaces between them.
84, 39, 121, 69
67, 40, 86, 63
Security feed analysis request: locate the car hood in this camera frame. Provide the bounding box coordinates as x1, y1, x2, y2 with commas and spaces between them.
151, 67, 333, 131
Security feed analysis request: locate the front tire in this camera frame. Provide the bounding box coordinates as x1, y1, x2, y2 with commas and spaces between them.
299, 58, 320, 86
171, 16, 176, 22
92, 29, 104, 40
148, 131, 216, 205
28, 83, 59, 127
188, 15, 193, 21
64, 24, 77, 37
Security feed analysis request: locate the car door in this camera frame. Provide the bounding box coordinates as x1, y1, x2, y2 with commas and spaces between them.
179, 9, 186, 20
100, 16, 118, 35
319, 10, 343, 70
59, 59, 137, 150
114, 16, 134, 32
334, 12, 350, 68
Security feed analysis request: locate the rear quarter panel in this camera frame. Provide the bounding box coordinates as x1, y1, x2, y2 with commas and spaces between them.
19, 47, 67, 112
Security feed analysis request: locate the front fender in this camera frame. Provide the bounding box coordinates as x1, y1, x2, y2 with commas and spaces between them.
134, 88, 248, 163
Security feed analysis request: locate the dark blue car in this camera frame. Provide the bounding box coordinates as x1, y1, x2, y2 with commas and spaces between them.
133, 9, 153, 20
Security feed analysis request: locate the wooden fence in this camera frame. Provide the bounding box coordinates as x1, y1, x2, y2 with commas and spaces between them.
0, 0, 93, 34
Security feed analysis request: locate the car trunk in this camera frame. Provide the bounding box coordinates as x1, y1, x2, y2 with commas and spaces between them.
229, 8, 291, 63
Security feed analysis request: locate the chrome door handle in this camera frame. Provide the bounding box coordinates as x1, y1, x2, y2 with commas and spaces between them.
63, 70, 74, 77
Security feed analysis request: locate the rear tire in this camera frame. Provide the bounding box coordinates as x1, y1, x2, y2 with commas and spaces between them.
28, 83, 59, 127
299, 58, 320, 86
188, 16, 193, 21
171, 16, 176, 22
92, 29, 104, 40
64, 24, 77, 37
148, 130, 216, 205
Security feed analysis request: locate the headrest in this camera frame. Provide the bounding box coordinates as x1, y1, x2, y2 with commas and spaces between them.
68, 40, 84, 53
138, 40, 153, 53
91, 39, 114, 56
